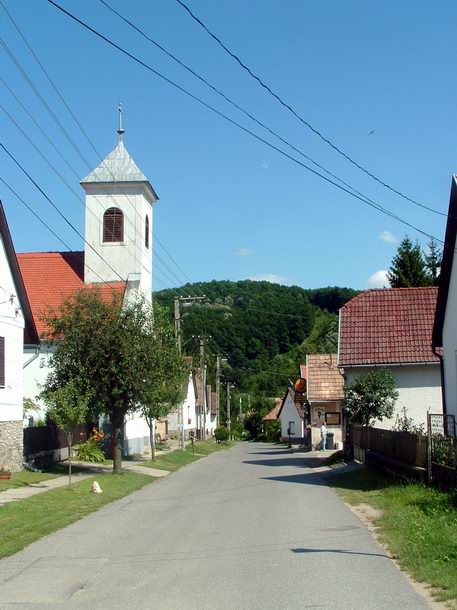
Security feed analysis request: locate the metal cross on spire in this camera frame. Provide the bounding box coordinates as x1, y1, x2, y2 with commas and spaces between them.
117, 102, 125, 142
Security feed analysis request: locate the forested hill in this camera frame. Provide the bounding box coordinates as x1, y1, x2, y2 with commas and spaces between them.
155, 281, 358, 405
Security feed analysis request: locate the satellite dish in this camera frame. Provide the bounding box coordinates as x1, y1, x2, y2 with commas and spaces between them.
294, 378, 306, 393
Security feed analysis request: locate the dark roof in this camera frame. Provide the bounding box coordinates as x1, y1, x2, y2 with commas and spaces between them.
277, 388, 305, 420
0, 202, 39, 345
339, 287, 439, 366
433, 175, 457, 347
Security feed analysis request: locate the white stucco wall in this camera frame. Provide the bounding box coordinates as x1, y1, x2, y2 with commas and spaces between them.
442, 246, 457, 419
23, 346, 53, 423
0, 236, 25, 423
168, 375, 197, 433
83, 184, 153, 295
279, 392, 304, 440
344, 364, 442, 429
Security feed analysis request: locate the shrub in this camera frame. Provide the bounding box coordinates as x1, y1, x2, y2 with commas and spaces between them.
76, 439, 105, 463
214, 427, 229, 442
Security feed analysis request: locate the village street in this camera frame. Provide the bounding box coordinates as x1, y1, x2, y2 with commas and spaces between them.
0, 443, 431, 610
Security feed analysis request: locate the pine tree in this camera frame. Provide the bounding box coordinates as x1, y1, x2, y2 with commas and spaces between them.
424, 238, 441, 286
387, 237, 429, 287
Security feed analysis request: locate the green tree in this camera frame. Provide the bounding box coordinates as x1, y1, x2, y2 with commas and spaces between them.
425, 238, 441, 287
42, 287, 170, 473
139, 305, 187, 459
41, 379, 91, 485
301, 312, 338, 355
387, 237, 429, 287
344, 369, 398, 427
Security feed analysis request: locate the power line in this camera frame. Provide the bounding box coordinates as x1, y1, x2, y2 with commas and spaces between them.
0, 4, 203, 296
47, 0, 445, 247
174, 0, 445, 218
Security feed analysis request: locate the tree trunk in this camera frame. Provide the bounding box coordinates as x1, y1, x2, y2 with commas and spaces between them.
67, 431, 73, 486
146, 417, 155, 461
111, 412, 124, 473
151, 418, 156, 460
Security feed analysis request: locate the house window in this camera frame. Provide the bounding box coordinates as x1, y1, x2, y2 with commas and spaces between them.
0, 337, 5, 388
288, 420, 295, 435
103, 207, 124, 242
145, 215, 150, 249
325, 412, 341, 426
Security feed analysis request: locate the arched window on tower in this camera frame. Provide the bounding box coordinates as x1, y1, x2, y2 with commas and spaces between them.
145, 214, 150, 249
103, 207, 124, 243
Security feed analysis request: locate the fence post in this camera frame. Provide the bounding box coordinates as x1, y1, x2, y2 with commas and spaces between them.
344, 422, 353, 461
426, 412, 432, 485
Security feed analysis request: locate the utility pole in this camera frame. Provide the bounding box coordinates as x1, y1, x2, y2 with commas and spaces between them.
216, 355, 221, 428
199, 336, 206, 441
227, 383, 231, 439
174, 296, 207, 449
248, 393, 251, 412
239, 395, 242, 416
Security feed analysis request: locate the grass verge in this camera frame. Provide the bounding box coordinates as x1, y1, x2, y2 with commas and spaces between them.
0, 471, 152, 559
330, 468, 457, 605
142, 450, 203, 471
185, 439, 235, 456
0, 471, 58, 493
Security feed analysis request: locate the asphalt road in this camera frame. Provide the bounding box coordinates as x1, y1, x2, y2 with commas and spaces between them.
0, 443, 431, 610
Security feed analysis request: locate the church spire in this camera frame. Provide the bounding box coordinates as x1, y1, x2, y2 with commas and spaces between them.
117, 102, 125, 143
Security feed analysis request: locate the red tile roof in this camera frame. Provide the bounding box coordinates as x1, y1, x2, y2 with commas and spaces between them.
338, 287, 439, 366
17, 251, 126, 336
307, 354, 344, 401
262, 397, 282, 421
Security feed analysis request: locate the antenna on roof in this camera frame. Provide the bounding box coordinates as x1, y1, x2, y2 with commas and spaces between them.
117, 102, 125, 143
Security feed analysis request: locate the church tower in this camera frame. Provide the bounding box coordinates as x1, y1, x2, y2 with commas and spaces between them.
80, 106, 158, 301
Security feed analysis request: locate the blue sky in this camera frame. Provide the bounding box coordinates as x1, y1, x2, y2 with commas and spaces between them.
1, 0, 456, 291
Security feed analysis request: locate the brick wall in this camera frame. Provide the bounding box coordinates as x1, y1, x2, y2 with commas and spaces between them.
0, 420, 23, 472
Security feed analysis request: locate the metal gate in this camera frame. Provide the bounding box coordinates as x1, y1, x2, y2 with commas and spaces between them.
427, 413, 457, 486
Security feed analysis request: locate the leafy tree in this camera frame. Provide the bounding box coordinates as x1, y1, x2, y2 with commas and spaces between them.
343, 369, 398, 427
42, 287, 173, 473
41, 379, 91, 485
139, 305, 187, 459
424, 238, 441, 286
387, 237, 429, 287
301, 312, 338, 355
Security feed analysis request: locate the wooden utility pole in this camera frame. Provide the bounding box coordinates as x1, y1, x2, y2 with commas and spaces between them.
199, 336, 206, 441
216, 355, 221, 428
174, 296, 207, 449
227, 383, 231, 439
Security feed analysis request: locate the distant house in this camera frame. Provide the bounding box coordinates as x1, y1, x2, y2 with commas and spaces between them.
0, 203, 39, 471
338, 288, 442, 428
277, 388, 305, 443
167, 368, 198, 437
432, 175, 457, 420
262, 398, 282, 425
306, 354, 344, 449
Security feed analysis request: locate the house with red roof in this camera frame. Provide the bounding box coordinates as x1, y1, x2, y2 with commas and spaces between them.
338, 288, 443, 428
0, 203, 39, 471
432, 176, 457, 419
18, 124, 158, 457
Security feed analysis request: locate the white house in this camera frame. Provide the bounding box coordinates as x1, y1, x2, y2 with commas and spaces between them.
432, 175, 457, 420
0, 203, 39, 471
167, 369, 198, 436
338, 287, 443, 429
18, 120, 159, 456
277, 388, 305, 443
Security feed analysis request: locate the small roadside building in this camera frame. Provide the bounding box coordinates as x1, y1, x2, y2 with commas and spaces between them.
0, 203, 39, 471
338, 287, 442, 429
306, 354, 344, 449
432, 175, 457, 420
277, 388, 305, 443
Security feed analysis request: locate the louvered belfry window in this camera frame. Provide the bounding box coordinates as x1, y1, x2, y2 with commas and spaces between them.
145, 215, 150, 249
0, 337, 5, 389
103, 207, 124, 243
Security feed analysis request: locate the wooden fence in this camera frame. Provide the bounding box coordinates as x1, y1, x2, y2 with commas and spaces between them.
23, 423, 91, 463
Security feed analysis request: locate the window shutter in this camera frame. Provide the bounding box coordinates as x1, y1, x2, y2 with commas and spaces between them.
103, 208, 124, 242
0, 337, 5, 388
145, 215, 150, 249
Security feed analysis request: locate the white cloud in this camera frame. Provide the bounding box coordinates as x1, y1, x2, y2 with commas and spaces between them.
250, 274, 289, 284
235, 248, 255, 256
367, 270, 389, 288
378, 231, 398, 243
261, 162, 269, 170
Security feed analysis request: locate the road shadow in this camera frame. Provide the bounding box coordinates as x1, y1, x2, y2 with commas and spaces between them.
290, 547, 388, 559
244, 458, 309, 468
261, 472, 328, 486
247, 450, 294, 456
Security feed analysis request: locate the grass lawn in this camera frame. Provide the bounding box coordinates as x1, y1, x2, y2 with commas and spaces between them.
331, 468, 457, 605
142, 450, 203, 471
0, 471, 58, 493
0, 471, 152, 559
185, 439, 235, 456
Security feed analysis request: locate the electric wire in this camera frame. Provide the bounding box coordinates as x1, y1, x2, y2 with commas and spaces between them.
174, 0, 446, 218
46, 0, 445, 247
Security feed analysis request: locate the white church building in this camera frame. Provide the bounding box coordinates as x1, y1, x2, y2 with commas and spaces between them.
19, 118, 159, 456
